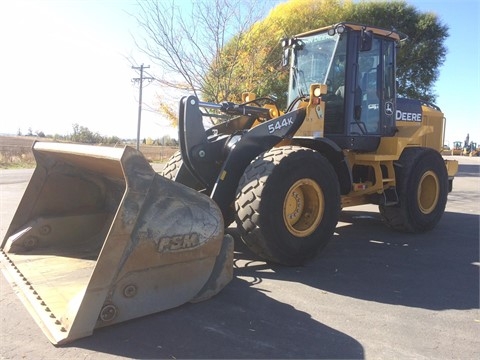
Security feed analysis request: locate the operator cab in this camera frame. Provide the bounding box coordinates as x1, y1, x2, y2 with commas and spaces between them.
284, 23, 400, 152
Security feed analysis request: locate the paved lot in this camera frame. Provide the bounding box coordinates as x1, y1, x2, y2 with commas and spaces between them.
0, 156, 478, 359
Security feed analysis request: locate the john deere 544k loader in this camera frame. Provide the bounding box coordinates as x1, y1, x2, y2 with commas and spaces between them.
1, 23, 457, 344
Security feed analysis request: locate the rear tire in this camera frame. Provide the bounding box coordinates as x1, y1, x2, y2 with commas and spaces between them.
380, 147, 448, 232
235, 146, 340, 266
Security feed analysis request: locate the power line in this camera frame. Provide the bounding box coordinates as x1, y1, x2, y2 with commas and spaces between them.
132, 64, 154, 150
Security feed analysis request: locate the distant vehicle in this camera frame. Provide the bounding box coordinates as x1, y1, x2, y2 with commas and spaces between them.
464, 141, 479, 156
452, 141, 463, 155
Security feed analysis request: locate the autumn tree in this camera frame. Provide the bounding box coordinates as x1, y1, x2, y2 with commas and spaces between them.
134, 0, 448, 115
218, 0, 354, 106
225, 0, 448, 106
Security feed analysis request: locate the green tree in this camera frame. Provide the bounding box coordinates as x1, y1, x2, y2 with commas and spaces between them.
104, 135, 122, 145
220, 0, 448, 107
346, 1, 448, 102
70, 123, 103, 144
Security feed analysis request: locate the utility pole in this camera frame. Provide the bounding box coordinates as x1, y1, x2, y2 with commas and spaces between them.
132, 64, 154, 150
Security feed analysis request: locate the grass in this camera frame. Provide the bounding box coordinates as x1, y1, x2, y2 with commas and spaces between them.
0, 136, 178, 169
0, 148, 36, 169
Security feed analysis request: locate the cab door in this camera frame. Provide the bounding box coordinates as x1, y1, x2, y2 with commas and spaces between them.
355, 36, 396, 136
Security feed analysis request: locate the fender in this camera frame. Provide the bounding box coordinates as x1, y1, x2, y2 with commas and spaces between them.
178, 95, 306, 217
210, 108, 306, 218
292, 137, 352, 195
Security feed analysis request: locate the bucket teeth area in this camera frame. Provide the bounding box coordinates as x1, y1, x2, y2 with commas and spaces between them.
1, 250, 68, 338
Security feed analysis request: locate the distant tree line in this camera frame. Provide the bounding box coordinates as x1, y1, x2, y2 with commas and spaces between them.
17, 124, 178, 147
17, 127, 46, 138
50, 124, 122, 145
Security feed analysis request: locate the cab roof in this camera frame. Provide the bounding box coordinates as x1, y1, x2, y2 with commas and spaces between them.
296, 22, 402, 42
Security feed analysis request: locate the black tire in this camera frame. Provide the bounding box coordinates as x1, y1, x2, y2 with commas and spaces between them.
235, 146, 341, 266
160, 151, 182, 180
160, 151, 204, 191
161, 151, 235, 226
379, 147, 448, 232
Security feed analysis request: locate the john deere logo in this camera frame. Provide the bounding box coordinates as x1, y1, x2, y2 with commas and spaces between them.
385, 102, 394, 116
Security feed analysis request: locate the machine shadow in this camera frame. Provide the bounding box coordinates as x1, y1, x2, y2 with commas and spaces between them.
22, 163, 480, 356
455, 163, 479, 177
232, 209, 479, 312
72, 275, 364, 359
72, 208, 478, 358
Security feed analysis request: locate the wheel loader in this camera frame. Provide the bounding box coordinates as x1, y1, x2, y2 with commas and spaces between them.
463, 141, 478, 156
452, 140, 463, 155
1, 22, 458, 345
469, 142, 479, 156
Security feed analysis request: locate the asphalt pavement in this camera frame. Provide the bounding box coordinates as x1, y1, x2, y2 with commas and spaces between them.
0, 156, 478, 359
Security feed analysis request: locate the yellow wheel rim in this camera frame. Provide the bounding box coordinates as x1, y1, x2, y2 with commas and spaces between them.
417, 170, 440, 214
283, 179, 324, 237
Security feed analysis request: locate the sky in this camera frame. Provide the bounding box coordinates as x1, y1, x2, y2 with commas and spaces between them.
0, 0, 479, 145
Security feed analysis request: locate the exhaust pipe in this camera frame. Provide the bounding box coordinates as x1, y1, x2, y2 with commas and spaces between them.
1, 142, 233, 345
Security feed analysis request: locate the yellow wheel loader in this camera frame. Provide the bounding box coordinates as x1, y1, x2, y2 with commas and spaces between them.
464, 141, 478, 156
452, 141, 463, 155
469, 142, 479, 156
1, 23, 458, 344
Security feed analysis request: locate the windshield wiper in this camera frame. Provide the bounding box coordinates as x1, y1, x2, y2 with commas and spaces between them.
292, 65, 307, 98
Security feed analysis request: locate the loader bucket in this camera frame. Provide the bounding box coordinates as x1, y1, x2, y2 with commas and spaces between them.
0, 142, 233, 345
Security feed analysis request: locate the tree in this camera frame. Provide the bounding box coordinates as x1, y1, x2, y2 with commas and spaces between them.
70, 123, 103, 144
223, 0, 448, 106
132, 0, 270, 126
134, 0, 447, 114
209, 0, 354, 106
68, 124, 123, 144
346, 1, 448, 102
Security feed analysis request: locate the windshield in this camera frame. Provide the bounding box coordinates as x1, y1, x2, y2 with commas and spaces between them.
288, 31, 340, 105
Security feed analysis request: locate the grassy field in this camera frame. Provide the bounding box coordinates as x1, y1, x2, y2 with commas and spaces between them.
0, 136, 178, 169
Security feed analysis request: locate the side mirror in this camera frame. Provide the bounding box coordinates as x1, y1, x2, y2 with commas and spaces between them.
360, 29, 373, 52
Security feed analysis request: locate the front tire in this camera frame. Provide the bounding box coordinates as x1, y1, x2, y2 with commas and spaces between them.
380, 147, 448, 232
235, 146, 340, 266
160, 151, 183, 180
160, 151, 204, 191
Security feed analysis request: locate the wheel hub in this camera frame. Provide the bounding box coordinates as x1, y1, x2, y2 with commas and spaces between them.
417, 170, 440, 214
283, 179, 324, 237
